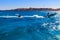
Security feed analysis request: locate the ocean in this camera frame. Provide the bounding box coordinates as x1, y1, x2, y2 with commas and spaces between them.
0, 10, 60, 40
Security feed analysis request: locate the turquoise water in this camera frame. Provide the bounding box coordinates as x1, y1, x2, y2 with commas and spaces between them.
0, 10, 60, 40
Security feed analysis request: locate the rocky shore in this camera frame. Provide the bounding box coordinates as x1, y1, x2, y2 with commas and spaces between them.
14, 8, 60, 11
0, 8, 60, 11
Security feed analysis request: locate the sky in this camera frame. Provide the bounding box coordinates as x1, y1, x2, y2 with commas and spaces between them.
0, 0, 60, 10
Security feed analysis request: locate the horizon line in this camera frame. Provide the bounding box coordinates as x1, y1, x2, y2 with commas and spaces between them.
0, 7, 60, 10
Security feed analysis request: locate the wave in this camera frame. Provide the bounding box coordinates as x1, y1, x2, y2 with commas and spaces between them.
0, 15, 45, 18
0, 16, 18, 18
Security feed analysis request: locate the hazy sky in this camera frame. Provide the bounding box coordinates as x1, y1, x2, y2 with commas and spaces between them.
0, 0, 60, 10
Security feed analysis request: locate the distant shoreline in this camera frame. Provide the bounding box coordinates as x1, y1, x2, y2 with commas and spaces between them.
1, 8, 60, 11
14, 8, 60, 11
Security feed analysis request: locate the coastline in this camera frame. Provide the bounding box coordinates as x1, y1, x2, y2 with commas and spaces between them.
0, 8, 60, 11
15, 8, 60, 11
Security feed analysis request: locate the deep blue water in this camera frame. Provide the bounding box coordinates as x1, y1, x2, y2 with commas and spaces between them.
0, 10, 60, 40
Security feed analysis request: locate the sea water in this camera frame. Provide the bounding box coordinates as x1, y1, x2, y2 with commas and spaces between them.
0, 10, 60, 40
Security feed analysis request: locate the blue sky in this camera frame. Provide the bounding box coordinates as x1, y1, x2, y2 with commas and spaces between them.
0, 0, 60, 10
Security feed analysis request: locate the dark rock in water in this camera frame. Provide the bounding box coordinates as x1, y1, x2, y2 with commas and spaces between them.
47, 13, 57, 18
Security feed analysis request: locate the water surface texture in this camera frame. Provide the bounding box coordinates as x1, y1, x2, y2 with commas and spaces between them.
0, 10, 60, 40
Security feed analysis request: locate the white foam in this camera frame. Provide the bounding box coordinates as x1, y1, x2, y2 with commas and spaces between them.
42, 23, 48, 27
0, 16, 18, 18
56, 11, 60, 14
56, 25, 60, 30
33, 15, 44, 18
23, 16, 34, 17
20, 15, 44, 18
52, 27, 56, 30
56, 35, 60, 40
0, 15, 45, 18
